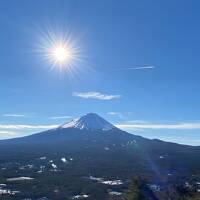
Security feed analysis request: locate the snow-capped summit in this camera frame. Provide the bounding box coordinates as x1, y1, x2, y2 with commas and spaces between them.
60, 113, 116, 131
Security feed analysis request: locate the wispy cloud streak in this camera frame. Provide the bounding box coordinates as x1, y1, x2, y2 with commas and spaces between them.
73, 92, 121, 100
116, 121, 200, 130
51, 116, 71, 119
0, 131, 17, 135
0, 124, 58, 130
3, 114, 25, 117
116, 65, 155, 70
107, 112, 123, 118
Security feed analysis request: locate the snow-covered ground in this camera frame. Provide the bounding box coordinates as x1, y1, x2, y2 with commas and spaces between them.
6, 177, 34, 182
60, 113, 116, 131
72, 194, 89, 199
88, 176, 123, 185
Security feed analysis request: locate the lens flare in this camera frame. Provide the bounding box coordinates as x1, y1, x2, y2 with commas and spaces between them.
36, 27, 82, 73
46, 39, 80, 70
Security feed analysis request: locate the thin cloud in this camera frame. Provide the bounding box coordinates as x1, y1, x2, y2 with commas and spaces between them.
116, 121, 200, 130
0, 131, 17, 136
73, 92, 121, 100
117, 65, 155, 70
3, 114, 26, 117
107, 112, 123, 118
107, 112, 120, 115
0, 124, 58, 130
51, 116, 72, 119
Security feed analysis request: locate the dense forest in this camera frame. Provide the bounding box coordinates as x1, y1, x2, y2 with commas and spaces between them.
119, 177, 200, 200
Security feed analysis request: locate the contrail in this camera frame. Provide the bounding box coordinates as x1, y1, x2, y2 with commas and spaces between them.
115, 65, 155, 70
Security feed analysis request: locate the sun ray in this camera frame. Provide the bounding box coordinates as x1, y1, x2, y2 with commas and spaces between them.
36, 26, 82, 74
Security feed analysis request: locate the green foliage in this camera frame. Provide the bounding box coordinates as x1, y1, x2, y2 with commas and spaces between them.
183, 193, 200, 200
123, 178, 148, 200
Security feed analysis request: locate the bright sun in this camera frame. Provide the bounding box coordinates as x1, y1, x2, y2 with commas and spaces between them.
53, 46, 71, 63
46, 41, 79, 68
37, 28, 82, 72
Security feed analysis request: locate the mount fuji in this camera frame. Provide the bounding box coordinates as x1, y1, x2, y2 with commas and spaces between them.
60, 113, 116, 131
0, 113, 200, 199
0, 113, 199, 172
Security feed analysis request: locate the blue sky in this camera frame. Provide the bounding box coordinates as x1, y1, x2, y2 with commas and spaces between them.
1, 0, 200, 145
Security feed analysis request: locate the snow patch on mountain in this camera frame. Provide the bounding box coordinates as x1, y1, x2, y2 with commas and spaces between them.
60, 113, 115, 131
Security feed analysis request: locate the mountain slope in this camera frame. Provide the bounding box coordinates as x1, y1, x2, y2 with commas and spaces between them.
0, 113, 199, 174
0, 113, 200, 199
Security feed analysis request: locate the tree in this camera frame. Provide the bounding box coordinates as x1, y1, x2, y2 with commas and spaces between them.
123, 177, 148, 200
